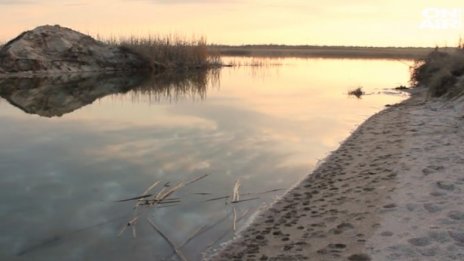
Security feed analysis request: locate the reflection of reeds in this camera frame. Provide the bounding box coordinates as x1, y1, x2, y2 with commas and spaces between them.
128, 68, 220, 103
222, 57, 283, 79
204, 208, 250, 252
225, 58, 283, 67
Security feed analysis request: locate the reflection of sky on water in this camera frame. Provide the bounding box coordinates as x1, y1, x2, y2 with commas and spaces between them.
0, 58, 410, 260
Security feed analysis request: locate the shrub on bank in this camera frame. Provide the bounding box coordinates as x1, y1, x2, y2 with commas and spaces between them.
411, 46, 464, 99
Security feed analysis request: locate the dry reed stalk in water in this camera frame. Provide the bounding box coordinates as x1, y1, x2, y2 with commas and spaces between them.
232, 178, 241, 202
152, 174, 207, 205
155, 182, 185, 203
141, 181, 160, 197
118, 216, 139, 237
153, 183, 170, 201
147, 217, 188, 261
185, 173, 209, 186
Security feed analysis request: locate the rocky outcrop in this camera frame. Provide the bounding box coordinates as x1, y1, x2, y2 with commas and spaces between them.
0, 73, 148, 117
0, 25, 150, 75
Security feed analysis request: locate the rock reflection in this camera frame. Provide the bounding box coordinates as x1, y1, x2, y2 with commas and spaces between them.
0, 69, 219, 117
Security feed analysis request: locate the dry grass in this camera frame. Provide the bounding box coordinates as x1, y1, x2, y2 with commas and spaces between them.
410, 46, 464, 99
103, 35, 221, 71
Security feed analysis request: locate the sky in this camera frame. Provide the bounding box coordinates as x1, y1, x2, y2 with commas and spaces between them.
0, 0, 463, 47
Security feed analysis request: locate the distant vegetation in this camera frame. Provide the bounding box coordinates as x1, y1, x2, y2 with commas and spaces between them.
103, 35, 222, 71
210, 45, 450, 60
411, 42, 464, 99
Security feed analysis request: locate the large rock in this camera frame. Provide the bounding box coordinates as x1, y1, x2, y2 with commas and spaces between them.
0, 25, 150, 75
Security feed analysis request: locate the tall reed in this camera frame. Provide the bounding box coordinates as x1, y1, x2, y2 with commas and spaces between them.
103, 35, 221, 70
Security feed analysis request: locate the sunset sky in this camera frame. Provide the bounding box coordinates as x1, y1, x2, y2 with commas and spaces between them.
1, 0, 463, 47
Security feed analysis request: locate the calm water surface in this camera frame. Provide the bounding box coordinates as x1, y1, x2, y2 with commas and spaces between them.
0, 58, 410, 260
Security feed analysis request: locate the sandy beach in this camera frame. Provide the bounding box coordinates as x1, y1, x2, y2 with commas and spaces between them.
210, 86, 464, 261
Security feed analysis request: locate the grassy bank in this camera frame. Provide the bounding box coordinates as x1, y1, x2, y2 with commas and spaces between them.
105, 36, 222, 71
411, 44, 464, 99
210, 45, 449, 60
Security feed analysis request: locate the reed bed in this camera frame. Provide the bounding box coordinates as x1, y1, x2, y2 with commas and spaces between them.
103, 35, 222, 71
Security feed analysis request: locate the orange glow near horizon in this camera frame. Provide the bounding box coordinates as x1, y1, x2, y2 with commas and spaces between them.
1, 0, 463, 47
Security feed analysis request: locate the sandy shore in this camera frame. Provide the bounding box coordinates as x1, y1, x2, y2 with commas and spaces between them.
210, 87, 464, 260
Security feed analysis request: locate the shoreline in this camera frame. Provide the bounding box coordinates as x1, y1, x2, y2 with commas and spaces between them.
209, 46, 456, 60
210, 86, 464, 260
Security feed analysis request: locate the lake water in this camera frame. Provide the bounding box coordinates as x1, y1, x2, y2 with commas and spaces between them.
0, 57, 410, 261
